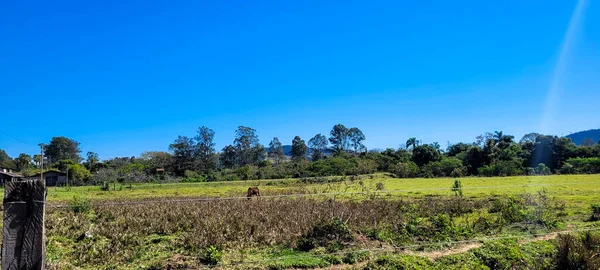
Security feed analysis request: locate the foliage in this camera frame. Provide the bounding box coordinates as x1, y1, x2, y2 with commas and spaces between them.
269, 137, 285, 164
68, 195, 91, 214
308, 133, 328, 161
297, 217, 353, 251
67, 163, 92, 184
44, 136, 82, 164
199, 246, 222, 265
291, 136, 308, 161
556, 232, 600, 269
591, 203, 600, 221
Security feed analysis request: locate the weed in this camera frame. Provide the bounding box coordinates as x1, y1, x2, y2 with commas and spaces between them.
199, 245, 222, 265
68, 195, 91, 214
591, 203, 600, 221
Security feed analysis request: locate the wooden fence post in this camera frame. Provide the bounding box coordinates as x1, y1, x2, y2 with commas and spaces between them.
2, 179, 46, 270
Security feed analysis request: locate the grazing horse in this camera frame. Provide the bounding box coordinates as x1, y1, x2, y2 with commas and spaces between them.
247, 187, 260, 200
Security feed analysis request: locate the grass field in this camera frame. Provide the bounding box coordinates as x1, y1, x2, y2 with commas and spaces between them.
7, 174, 600, 269
44, 174, 600, 213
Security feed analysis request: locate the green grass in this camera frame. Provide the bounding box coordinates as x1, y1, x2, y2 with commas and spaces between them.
38, 174, 600, 209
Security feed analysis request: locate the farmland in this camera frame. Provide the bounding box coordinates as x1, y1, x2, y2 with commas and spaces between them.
28, 174, 600, 269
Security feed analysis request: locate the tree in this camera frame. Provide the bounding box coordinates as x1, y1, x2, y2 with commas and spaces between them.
44, 136, 82, 164
520, 133, 539, 144
194, 126, 217, 172
411, 144, 441, 167
139, 151, 173, 175
268, 137, 285, 165
581, 138, 596, 147
14, 153, 32, 171
84, 151, 100, 172
308, 134, 328, 161
329, 124, 350, 155
431, 142, 441, 150
219, 145, 237, 169
348, 127, 366, 153
234, 126, 265, 166
291, 136, 307, 161
169, 136, 196, 176
447, 143, 470, 156
67, 163, 92, 185
33, 154, 43, 168
0, 150, 15, 169
406, 137, 420, 150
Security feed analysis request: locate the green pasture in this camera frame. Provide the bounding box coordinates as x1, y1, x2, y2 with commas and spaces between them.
37, 174, 600, 214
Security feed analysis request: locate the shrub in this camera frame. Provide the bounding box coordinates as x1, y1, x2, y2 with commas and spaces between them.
566, 157, 600, 174
452, 178, 463, 198
296, 217, 353, 251
591, 203, 600, 221
391, 162, 419, 178
342, 251, 370, 264
68, 195, 91, 214
536, 163, 551, 175
556, 232, 600, 269
489, 196, 525, 224
199, 246, 222, 265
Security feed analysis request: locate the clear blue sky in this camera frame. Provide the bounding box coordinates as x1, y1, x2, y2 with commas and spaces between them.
1, 0, 599, 160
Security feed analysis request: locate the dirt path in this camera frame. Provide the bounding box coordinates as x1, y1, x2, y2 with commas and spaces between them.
318, 233, 562, 269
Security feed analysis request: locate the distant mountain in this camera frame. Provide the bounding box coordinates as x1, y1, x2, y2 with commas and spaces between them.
566, 129, 600, 145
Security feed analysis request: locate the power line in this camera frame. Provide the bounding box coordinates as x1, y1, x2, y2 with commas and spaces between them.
46, 180, 599, 209
0, 128, 36, 146
211, 227, 600, 268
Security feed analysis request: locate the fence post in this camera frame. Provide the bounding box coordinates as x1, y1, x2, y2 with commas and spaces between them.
2, 179, 46, 270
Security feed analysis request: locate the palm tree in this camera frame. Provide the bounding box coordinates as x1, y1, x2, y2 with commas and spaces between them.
493, 131, 504, 145
406, 137, 420, 150
431, 142, 441, 150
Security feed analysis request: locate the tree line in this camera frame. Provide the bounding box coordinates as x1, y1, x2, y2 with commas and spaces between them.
1, 126, 599, 185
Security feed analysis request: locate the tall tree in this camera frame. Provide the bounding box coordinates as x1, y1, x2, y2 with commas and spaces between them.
520, 133, 540, 144
406, 137, 420, 150
291, 136, 308, 161
329, 124, 349, 155
85, 151, 100, 172
14, 153, 32, 171
268, 137, 285, 165
233, 126, 265, 166
44, 136, 82, 164
219, 145, 237, 169
0, 149, 16, 169
308, 134, 328, 161
194, 126, 217, 172
169, 136, 196, 176
348, 127, 366, 153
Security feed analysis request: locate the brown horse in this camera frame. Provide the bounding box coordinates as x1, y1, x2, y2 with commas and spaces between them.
247, 187, 260, 200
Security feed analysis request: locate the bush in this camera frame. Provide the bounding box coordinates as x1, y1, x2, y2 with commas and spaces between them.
391, 162, 419, 178
489, 196, 525, 224
199, 246, 222, 265
536, 163, 551, 175
296, 217, 353, 251
556, 232, 600, 269
68, 195, 91, 214
342, 251, 370, 264
565, 157, 600, 174
591, 203, 600, 221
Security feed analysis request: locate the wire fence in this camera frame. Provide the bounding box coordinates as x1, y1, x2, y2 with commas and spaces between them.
46, 180, 599, 209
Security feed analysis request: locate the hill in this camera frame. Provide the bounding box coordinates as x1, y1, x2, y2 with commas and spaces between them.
566, 129, 600, 145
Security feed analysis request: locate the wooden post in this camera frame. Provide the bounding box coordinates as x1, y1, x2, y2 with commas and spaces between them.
2, 179, 46, 270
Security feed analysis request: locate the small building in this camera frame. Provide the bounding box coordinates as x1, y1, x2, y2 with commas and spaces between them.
0, 168, 24, 185
28, 171, 67, 186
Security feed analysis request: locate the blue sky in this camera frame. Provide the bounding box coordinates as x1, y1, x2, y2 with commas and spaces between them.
1, 0, 599, 159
